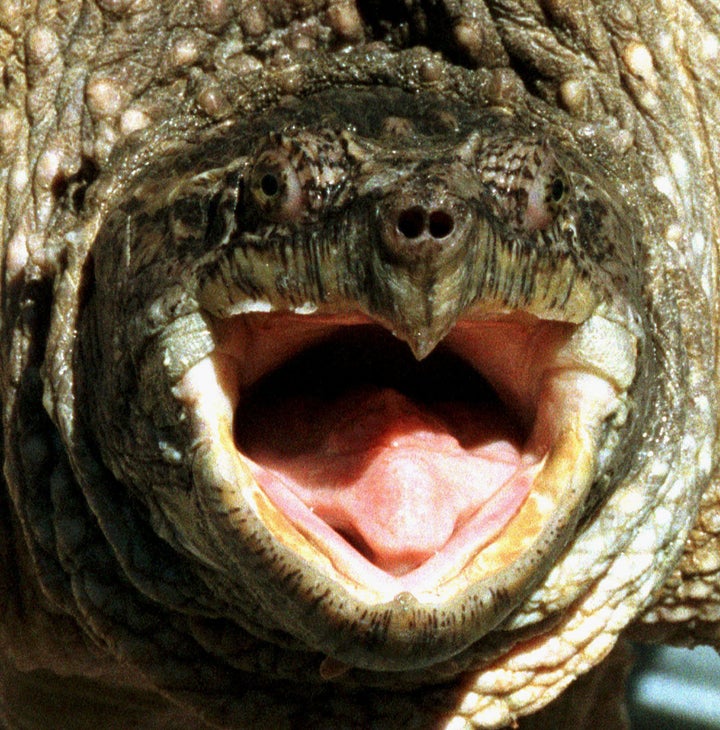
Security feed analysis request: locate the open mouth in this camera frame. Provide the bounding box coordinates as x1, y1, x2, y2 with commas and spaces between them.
235, 324, 531, 577
178, 307, 635, 603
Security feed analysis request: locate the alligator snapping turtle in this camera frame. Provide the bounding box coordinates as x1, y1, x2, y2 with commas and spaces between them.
1, 1, 719, 727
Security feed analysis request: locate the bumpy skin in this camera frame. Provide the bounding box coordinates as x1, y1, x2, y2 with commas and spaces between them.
1, 2, 720, 729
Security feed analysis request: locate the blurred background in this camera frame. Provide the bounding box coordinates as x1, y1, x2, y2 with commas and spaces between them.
627, 644, 720, 729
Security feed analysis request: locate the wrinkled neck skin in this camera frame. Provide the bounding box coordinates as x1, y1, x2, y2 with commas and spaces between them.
1, 2, 718, 728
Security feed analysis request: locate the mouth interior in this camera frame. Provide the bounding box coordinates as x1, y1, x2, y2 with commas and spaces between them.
234, 323, 536, 579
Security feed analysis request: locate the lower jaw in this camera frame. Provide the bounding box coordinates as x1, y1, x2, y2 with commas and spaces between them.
249, 454, 544, 597
239, 422, 594, 605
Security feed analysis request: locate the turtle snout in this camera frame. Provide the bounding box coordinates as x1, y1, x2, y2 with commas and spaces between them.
380, 184, 471, 262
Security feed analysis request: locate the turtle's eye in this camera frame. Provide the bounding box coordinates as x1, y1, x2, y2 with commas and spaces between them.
248, 150, 305, 222
550, 176, 566, 203
522, 160, 570, 232
260, 172, 280, 197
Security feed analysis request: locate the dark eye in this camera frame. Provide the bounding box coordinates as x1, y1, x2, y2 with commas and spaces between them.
517, 142, 568, 232
550, 177, 566, 202
522, 166, 569, 232
249, 150, 304, 222
260, 173, 280, 198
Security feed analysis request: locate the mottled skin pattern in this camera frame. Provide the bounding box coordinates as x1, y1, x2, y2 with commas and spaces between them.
1, 2, 719, 729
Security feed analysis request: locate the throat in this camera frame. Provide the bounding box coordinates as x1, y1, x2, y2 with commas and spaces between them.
235, 333, 529, 578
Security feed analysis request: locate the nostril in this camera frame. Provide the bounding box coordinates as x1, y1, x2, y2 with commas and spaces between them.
428, 210, 454, 239
397, 207, 426, 239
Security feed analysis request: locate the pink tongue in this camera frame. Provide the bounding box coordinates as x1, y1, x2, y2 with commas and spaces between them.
241, 387, 523, 576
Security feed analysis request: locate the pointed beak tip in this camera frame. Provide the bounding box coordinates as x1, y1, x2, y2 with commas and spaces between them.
406, 335, 440, 361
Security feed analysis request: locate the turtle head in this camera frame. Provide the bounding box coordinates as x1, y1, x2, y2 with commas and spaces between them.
78, 85, 646, 671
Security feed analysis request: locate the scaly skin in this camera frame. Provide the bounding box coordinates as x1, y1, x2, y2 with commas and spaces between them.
1, 2, 719, 728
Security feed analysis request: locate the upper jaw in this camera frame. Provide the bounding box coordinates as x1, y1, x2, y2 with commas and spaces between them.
199, 196, 606, 364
